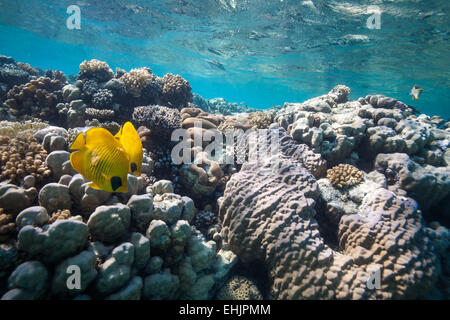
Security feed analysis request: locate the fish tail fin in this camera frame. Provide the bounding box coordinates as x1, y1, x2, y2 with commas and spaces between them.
88, 182, 103, 190
70, 132, 85, 150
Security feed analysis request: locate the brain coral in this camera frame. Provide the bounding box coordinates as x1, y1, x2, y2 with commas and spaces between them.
219, 155, 439, 299
327, 164, 363, 189
216, 275, 263, 300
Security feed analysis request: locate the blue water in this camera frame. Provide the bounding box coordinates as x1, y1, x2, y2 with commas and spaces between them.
0, 0, 449, 118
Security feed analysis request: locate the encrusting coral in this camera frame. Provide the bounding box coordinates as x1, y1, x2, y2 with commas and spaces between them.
216, 275, 263, 300
327, 164, 363, 189
0, 134, 51, 184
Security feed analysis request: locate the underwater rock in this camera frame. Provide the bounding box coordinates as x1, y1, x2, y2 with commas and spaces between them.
4, 261, 48, 300
144, 256, 164, 275
15, 206, 49, 229
51, 250, 97, 297
94, 243, 134, 295
45, 151, 70, 179
186, 236, 216, 273
38, 183, 72, 214
143, 271, 180, 300
0, 243, 17, 278
130, 232, 150, 270
105, 276, 143, 300
0, 184, 34, 215
68, 174, 111, 215
33, 126, 68, 143
152, 179, 174, 195
87, 204, 131, 244
151, 193, 184, 225
62, 84, 81, 102
375, 152, 450, 215
127, 194, 154, 232
17, 220, 89, 264
146, 220, 171, 252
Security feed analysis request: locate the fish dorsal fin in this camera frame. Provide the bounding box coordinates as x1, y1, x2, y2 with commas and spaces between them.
70, 132, 86, 150
84, 127, 118, 147
70, 150, 84, 173
114, 123, 124, 140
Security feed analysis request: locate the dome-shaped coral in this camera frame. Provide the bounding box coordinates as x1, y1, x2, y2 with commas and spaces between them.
161, 73, 192, 108
216, 275, 263, 300
327, 164, 363, 189
78, 59, 114, 82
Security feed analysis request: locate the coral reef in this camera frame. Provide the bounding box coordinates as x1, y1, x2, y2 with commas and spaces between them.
4, 75, 66, 124
219, 155, 440, 299
0, 208, 15, 243
327, 164, 363, 189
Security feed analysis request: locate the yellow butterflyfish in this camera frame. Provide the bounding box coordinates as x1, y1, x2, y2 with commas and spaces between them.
69, 127, 130, 193
114, 121, 143, 176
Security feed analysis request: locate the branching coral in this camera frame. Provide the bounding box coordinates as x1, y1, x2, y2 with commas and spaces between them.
248, 111, 273, 129
122, 68, 154, 98
92, 89, 114, 109
85, 108, 115, 121
0, 208, 15, 243
4, 75, 66, 123
49, 209, 72, 224
0, 135, 51, 184
216, 275, 263, 300
161, 73, 192, 108
327, 164, 363, 189
133, 105, 181, 141
78, 59, 114, 83
0, 120, 48, 138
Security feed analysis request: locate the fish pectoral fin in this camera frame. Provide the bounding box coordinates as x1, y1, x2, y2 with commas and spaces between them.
70, 132, 85, 150
88, 182, 102, 190
70, 151, 84, 173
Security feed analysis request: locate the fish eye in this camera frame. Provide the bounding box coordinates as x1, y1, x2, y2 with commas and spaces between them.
130, 162, 137, 173
110, 176, 122, 191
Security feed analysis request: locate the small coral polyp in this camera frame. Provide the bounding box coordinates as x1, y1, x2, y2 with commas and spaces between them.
327, 164, 363, 189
